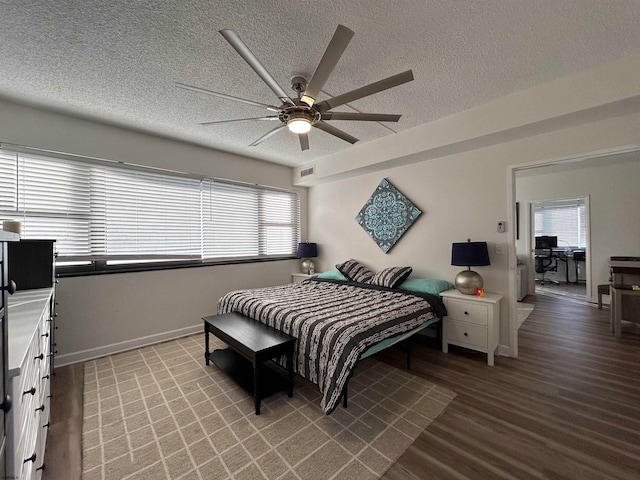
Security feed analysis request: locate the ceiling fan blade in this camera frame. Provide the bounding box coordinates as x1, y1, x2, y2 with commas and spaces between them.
322, 112, 401, 122
299, 132, 310, 151
199, 116, 279, 126
175, 83, 280, 112
300, 25, 355, 108
219, 29, 295, 106
249, 124, 287, 147
314, 121, 358, 144
315, 70, 414, 112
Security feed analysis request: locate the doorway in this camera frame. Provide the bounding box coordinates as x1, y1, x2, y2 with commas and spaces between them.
530, 197, 589, 301
507, 146, 640, 358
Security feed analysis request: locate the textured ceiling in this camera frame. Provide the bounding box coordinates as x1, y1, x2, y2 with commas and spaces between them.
2, 1, 640, 167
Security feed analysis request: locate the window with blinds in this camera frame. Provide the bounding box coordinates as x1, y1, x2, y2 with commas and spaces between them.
534, 199, 586, 248
0, 148, 300, 267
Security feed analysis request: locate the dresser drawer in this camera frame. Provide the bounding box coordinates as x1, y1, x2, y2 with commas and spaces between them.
446, 320, 488, 349
446, 300, 489, 326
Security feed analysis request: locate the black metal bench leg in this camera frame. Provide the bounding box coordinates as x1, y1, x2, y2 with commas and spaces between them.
204, 325, 210, 365
343, 382, 348, 408
406, 338, 411, 369
254, 361, 261, 415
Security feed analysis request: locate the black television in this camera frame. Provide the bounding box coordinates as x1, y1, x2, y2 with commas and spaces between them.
535, 235, 558, 249
7, 239, 56, 290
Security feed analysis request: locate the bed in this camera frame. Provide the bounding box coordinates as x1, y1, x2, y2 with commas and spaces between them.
217, 275, 448, 414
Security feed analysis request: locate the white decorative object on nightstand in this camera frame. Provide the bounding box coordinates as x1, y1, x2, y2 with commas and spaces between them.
440, 289, 502, 366
292, 273, 313, 283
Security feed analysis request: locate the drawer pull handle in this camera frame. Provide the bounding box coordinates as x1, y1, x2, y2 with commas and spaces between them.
35, 404, 45, 413
34, 353, 44, 361
43, 422, 50, 428
464, 311, 469, 315
47, 394, 53, 399
0, 395, 11, 413
23, 387, 36, 396
2, 280, 17, 295
42, 375, 50, 380
464, 332, 468, 337
42, 333, 49, 338
36, 464, 45, 472
23, 453, 37, 464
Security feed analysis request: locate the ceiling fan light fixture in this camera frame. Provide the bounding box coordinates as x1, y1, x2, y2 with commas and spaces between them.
300, 94, 315, 107
288, 118, 312, 134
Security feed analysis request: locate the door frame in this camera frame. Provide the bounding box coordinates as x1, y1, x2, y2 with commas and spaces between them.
506, 144, 640, 358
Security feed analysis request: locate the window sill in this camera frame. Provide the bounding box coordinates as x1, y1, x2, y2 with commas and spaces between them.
56, 256, 297, 278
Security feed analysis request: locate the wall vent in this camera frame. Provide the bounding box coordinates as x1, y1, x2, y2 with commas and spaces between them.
300, 166, 315, 177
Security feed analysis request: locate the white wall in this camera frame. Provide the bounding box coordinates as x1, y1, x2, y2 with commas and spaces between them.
309, 112, 640, 356
306, 53, 640, 357
0, 98, 306, 364
516, 153, 640, 300
55, 260, 299, 365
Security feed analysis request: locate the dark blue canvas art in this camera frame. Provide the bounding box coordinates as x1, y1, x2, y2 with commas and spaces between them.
355, 179, 421, 253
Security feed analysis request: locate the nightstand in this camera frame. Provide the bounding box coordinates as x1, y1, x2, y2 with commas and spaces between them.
292, 273, 313, 283
440, 289, 503, 366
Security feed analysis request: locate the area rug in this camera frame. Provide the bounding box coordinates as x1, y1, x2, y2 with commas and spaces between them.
82, 334, 455, 480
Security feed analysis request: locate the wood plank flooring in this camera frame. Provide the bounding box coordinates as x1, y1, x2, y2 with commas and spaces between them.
43, 293, 640, 479
381, 294, 640, 480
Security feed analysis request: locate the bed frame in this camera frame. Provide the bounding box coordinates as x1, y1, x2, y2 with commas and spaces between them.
340, 316, 442, 408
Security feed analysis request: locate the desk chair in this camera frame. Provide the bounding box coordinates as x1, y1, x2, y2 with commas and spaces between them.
535, 247, 559, 285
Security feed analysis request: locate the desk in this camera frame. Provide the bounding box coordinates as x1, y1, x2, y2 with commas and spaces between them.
610, 285, 640, 337
549, 249, 586, 283
609, 259, 640, 337
551, 249, 570, 283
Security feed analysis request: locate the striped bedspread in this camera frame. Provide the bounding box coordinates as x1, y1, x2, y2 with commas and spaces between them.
217, 278, 445, 414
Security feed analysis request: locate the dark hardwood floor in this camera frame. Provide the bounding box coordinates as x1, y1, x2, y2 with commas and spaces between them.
381, 294, 640, 480
44, 294, 640, 479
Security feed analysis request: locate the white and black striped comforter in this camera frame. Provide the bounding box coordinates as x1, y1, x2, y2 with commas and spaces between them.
217, 278, 445, 414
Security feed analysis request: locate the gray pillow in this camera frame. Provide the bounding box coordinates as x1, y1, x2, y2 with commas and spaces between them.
370, 266, 413, 288
335, 259, 374, 284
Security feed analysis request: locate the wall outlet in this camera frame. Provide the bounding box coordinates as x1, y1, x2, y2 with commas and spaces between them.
497, 221, 506, 233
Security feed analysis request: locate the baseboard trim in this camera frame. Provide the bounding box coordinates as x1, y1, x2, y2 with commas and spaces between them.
498, 344, 513, 358
55, 324, 202, 367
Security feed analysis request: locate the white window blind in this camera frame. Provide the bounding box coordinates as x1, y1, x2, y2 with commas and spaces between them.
534, 200, 586, 248
0, 148, 300, 264
202, 179, 299, 259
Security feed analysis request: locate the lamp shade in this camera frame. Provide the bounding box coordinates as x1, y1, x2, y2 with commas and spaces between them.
451, 241, 490, 267
297, 242, 317, 259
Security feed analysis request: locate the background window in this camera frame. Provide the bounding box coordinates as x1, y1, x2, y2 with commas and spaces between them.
534, 199, 586, 248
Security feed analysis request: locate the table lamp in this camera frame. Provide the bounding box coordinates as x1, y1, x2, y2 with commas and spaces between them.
297, 242, 318, 274
451, 239, 490, 295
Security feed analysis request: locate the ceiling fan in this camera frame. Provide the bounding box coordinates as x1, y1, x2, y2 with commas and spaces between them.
176, 25, 414, 151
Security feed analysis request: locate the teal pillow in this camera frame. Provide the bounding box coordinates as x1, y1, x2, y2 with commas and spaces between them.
398, 278, 454, 295
317, 269, 349, 281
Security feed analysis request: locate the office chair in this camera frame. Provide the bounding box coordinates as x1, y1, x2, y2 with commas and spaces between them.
535, 245, 559, 285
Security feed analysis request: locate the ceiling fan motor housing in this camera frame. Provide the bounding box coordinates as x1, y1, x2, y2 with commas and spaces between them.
280, 107, 319, 126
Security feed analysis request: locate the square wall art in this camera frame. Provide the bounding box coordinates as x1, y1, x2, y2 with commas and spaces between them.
355, 178, 422, 253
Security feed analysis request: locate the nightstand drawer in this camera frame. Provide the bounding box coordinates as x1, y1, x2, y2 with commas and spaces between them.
446, 321, 488, 349
446, 301, 488, 326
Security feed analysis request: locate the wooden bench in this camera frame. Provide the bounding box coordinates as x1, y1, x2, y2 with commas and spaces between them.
203, 312, 295, 415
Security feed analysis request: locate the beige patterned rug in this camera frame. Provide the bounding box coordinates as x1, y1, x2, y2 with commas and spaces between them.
82, 334, 455, 480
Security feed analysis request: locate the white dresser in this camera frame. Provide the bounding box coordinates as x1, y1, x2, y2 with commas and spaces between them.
7, 288, 55, 480
440, 289, 502, 366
